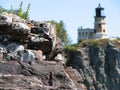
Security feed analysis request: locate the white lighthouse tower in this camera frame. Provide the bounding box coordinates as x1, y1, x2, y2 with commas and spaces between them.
93, 4, 108, 39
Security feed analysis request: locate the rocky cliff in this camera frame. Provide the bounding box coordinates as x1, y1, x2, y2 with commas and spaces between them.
0, 12, 85, 90
66, 40, 120, 90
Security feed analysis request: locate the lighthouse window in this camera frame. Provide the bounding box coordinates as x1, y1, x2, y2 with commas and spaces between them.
82, 32, 84, 35
101, 10, 104, 16
94, 29, 96, 33
98, 24, 101, 28
79, 32, 81, 35
103, 29, 105, 32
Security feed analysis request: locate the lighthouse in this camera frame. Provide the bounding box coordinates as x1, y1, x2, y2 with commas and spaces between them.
93, 4, 108, 39
77, 4, 108, 41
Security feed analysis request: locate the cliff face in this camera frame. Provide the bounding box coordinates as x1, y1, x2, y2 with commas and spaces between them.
0, 61, 84, 90
0, 12, 85, 90
67, 42, 120, 90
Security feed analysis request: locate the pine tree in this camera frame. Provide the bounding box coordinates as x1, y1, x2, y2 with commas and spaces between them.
23, 3, 31, 20
0, 2, 31, 20
19, 1, 23, 17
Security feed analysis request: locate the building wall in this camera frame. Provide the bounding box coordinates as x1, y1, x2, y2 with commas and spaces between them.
95, 17, 105, 24
94, 16, 108, 39
94, 17, 106, 33
93, 32, 108, 39
78, 28, 94, 41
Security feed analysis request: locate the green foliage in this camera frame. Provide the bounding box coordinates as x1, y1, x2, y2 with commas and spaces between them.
22, 3, 31, 20
0, 6, 8, 13
64, 45, 76, 53
0, 1, 30, 20
87, 40, 100, 47
78, 39, 83, 44
12, 10, 20, 16
76, 39, 84, 47
77, 39, 109, 48
19, 1, 23, 17
116, 37, 120, 40
48, 20, 70, 46
64, 45, 77, 67
99, 39, 109, 46
111, 39, 120, 49
18, 1, 31, 20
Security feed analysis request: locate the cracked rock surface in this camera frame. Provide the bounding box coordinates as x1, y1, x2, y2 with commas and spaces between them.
0, 12, 85, 90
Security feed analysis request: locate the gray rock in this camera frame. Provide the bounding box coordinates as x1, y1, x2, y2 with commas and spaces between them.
0, 61, 85, 90
0, 12, 59, 57
0, 12, 84, 90
67, 44, 120, 90
12, 22, 31, 34
6, 43, 24, 52
0, 12, 12, 25
19, 50, 36, 62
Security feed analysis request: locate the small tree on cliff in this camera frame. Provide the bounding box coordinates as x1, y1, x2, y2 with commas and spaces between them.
19, 1, 31, 20
22, 3, 31, 20
49, 20, 70, 46
19, 1, 23, 17
0, 2, 30, 20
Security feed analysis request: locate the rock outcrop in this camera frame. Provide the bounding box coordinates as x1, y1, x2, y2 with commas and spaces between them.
0, 12, 85, 90
0, 61, 85, 90
66, 41, 120, 90
0, 12, 59, 61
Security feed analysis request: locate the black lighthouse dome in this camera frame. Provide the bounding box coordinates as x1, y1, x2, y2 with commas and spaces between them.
95, 4, 105, 17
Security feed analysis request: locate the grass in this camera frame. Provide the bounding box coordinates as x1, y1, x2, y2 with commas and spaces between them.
77, 39, 109, 48
64, 45, 77, 53
64, 38, 120, 53
112, 39, 120, 49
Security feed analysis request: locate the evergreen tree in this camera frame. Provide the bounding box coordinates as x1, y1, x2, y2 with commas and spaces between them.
23, 3, 31, 20
19, 1, 23, 17
0, 2, 30, 20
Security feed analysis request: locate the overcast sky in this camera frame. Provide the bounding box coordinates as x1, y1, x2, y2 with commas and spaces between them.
0, 0, 120, 43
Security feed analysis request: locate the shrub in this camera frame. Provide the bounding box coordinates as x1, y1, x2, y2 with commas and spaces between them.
78, 39, 83, 44
64, 45, 76, 53
87, 40, 100, 47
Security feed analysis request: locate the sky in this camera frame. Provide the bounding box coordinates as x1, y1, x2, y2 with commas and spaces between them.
0, 0, 120, 43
